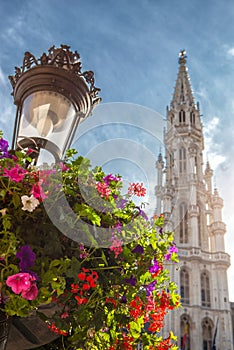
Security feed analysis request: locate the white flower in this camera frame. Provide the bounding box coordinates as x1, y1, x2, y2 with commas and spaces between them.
21, 195, 40, 212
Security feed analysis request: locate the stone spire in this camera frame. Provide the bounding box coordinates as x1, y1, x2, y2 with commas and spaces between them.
171, 50, 195, 109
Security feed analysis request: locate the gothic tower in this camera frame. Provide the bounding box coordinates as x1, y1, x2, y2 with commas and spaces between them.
155, 51, 233, 349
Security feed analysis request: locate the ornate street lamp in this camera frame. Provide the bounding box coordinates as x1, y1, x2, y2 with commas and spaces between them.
9, 44, 101, 164
2, 45, 101, 350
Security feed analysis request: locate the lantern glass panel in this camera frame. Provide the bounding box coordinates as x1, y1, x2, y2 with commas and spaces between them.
17, 91, 76, 157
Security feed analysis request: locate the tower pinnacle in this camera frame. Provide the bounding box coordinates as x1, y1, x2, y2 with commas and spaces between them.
171, 49, 195, 108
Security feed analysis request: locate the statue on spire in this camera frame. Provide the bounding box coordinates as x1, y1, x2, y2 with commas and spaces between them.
179, 49, 187, 64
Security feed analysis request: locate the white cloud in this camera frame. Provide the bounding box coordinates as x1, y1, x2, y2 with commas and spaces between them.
227, 47, 234, 57
203, 116, 226, 170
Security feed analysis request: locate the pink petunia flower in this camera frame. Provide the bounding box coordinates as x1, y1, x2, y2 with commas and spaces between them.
4, 164, 27, 182
21, 283, 38, 300
31, 182, 48, 200
59, 162, 70, 172
6, 272, 33, 294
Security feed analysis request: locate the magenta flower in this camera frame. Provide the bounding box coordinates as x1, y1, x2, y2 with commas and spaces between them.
31, 182, 48, 200
113, 221, 122, 232
59, 162, 70, 172
103, 174, 121, 185
164, 244, 178, 260
149, 258, 160, 274
6, 273, 33, 294
16, 245, 36, 271
21, 283, 38, 300
4, 164, 27, 182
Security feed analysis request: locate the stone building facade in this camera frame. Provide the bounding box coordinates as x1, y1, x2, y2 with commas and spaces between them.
155, 51, 233, 349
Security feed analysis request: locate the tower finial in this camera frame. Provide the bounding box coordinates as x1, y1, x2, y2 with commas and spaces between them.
179, 49, 187, 64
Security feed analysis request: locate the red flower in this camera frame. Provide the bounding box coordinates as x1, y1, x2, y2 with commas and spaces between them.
96, 182, 112, 200
128, 182, 146, 197
82, 283, 90, 291
106, 298, 117, 308
77, 272, 86, 281
86, 275, 97, 288
122, 334, 134, 350
71, 283, 79, 293
129, 296, 143, 320
75, 295, 88, 305
48, 322, 68, 336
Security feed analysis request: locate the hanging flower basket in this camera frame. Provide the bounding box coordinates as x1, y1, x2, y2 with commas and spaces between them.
0, 308, 11, 350
0, 133, 180, 349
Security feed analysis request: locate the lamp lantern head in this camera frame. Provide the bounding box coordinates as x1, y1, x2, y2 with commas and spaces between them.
9, 44, 101, 163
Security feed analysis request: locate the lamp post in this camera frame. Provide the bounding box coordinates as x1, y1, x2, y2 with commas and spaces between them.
1, 45, 101, 350
9, 44, 101, 164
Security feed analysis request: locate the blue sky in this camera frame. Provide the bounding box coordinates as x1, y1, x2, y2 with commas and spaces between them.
1, 0, 234, 298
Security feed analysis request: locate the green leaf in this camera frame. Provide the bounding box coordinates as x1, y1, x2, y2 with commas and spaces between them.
12, 193, 21, 208
74, 203, 101, 226
4, 295, 30, 317
2, 216, 12, 230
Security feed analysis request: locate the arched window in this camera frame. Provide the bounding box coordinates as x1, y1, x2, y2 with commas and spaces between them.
190, 112, 195, 125
180, 269, 189, 304
180, 315, 190, 350
179, 202, 188, 243
202, 318, 212, 350
201, 272, 211, 307
179, 147, 186, 173
179, 110, 186, 123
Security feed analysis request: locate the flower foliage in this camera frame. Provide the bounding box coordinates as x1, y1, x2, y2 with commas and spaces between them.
0, 136, 180, 349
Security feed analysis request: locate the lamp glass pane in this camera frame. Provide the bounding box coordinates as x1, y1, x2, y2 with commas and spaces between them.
18, 91, 76, 156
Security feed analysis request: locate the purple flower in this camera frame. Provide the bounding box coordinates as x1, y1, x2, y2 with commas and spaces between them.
164, 244, 178, 260
145, 280, 157, 296
136, 206, 149, 221
170, 244, 178, 253
113, 221, 122, 232
16, 245, 36, 270
132, 244, 144, 254
149, 258, 160, 274
125, 275, 137, 286
0, 139, 8, 152
120, 292, 127, 303
116, 199, 128, 209
0, 139, 10, 159
103, 174, 121, 185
